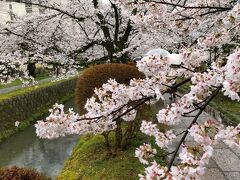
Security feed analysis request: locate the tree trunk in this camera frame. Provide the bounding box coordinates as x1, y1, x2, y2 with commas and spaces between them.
27, 62, 36, 78
121, 122, 134, 150
102, 132, 112, 155
114, 120, 122, 154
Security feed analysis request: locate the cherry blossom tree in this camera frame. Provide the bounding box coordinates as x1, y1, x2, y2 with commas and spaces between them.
3, 0, 240, 179
0, 0, 153, 84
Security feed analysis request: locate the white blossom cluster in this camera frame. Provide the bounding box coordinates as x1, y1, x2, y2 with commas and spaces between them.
222, 49, 240, 100
135, 143, 157, 165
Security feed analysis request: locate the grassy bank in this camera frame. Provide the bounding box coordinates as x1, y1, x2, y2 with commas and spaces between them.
57, 133, 166, 180
0, 77, 75, 102
58, 102, 166, 180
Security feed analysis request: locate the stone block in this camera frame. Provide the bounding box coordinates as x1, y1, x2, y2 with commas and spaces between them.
204, 168, 225, 180
212, 149, 240, 171
225, 172, 240, 180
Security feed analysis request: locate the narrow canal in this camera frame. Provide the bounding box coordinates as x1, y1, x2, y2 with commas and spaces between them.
0, 99, 79, 179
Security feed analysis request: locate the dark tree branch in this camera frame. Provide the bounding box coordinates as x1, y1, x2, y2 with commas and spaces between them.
110, 1, 120, 43
74, 77, 192, 124
142, 0, 232, 10
167, 86, 222, 171
14, 0, 86, 22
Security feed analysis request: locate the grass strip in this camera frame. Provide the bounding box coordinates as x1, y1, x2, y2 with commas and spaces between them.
0, 77, 76, 102
57, 133, 166, 180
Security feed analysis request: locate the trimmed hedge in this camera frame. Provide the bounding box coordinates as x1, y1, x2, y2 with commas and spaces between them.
0, 78, 77, 143
75, 63, 144, 114
0, 166, 49, 180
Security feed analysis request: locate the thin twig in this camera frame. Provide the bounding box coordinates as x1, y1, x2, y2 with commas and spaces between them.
167, 86, 222, 171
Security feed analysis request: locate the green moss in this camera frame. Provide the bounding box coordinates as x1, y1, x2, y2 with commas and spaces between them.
0, 77, 76, 102
58, 133, 166, 180
0, 79, 22, 89
0, 94, 74, 143
209, 93, 240, 125
0, 130, 13, 143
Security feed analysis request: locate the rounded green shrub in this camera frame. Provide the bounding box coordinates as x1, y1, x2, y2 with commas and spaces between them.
0, 166, 49, 180
75, 63, 144, 114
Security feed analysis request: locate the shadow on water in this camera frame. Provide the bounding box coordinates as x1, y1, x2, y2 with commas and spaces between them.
0, 99, 79, 179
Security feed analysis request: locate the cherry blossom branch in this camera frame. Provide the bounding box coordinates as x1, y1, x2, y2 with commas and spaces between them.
155, 150, 176, 158
176, 130, 187, 136
74, 77, 192, 124
167, 86, 222, 171
15, 0, 87, 22
110, 77, 192, 122
180, 65, 195, 73
141, 0, 232, 10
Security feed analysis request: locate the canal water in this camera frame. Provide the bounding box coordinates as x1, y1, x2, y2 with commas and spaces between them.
0, 99, 79, 179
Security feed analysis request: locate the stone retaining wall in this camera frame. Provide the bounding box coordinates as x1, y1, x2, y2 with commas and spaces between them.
204, 105, 236, 126
0, 78, 77, 141
178, 87, 236, 126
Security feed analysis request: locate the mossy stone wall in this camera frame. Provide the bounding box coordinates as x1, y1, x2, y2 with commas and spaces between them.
0, 79, 76, 142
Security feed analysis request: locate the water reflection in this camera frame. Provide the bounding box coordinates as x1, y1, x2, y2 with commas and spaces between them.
0, 99, 79, 179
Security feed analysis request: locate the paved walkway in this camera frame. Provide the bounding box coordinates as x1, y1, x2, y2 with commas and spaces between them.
0, 78, 52, 94
168, 112, 240, 180
163, 95, 240, 180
